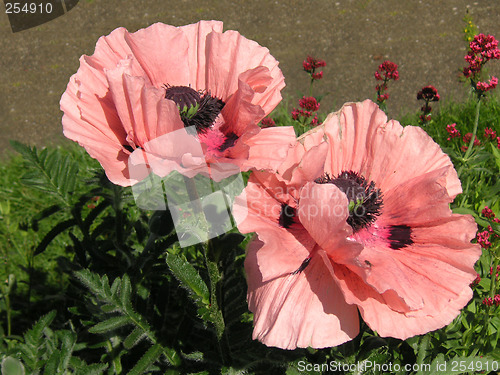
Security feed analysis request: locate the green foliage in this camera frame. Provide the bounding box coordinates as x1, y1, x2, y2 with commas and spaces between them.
0, 310, 108, 374
2, 60, 500, 374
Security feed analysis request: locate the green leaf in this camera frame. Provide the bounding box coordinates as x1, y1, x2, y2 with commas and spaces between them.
58, 330, 76, 372
75, 363, 108, 375
127, 344, 163, 375
9, 141, 79, 204
490, 142, 500, 170
24, 310, 56, 348
166, 253, 210, 305
123, 327, 146, 350
34, 218, 77, 256
88, 316, 131, 334
1, 357, 25, 375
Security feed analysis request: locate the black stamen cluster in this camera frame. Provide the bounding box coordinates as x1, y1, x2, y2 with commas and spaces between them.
315, 170, 383, 232
164, 85, 225, 133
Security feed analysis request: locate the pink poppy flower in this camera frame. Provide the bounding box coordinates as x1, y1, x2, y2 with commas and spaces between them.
234, 100, 481, 349
60, 21, 295, 185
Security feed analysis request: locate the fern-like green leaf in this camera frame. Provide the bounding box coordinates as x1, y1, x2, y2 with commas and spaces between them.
19, 310, 57, 372
166, 252, 210, 306
88, 316, 131, 334
75, 363, 108, 375
127, 344, 163, 375
74, 269, 181, 368
34, 218, 77, 256
123, 327, 146, 350
9, 141, 79, 204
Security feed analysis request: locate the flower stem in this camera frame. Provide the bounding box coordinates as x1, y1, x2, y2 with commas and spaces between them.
463, 98, 481, 161
458, 98, 481, 179
489, 256, 499, 299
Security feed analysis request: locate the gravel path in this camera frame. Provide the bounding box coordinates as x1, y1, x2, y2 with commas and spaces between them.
1, 0, 499, 157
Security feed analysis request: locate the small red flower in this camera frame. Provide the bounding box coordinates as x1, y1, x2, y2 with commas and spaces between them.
463, 132, 481, 146
476, 76, 498, 92
489, 265, 500, 278
477, 230, 491, 248
470, 273, 481, 287
417, 85, 440, 102
303, 56, 326, 82
484, 127, 497, 140
495, 294, 500, 306
312, 71, 323, 80
446, 123, 461, 140
303, 56, 326, 70
310, 114, 319, 127
299, 96, 320, 111
482, 206, 495, 219
375, 60, 399, 81
483, 297, 494, 306
260, 117, 276, 128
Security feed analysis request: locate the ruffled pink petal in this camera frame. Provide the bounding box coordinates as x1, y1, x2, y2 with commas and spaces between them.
333, 263, 474, 339
298, 182, 363, 265
246, 240, 359, 349
282, 142, 329, 188
178, 21, 224, 90
220, 67, 271, 137
233, 172, 313, 280
380, 167, 459, 226
236, 126, 296, 172
63, 113, 135, 185
123, 23, 190, 87
323, 100, 460, 195
204, 30, 284, 113
61, 65, 125, 146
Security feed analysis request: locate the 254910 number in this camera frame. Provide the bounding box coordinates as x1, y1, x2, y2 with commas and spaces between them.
5, 2, 53, 14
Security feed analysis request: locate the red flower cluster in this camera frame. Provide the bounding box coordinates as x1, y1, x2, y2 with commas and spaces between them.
375, 60, 400, 81
291, 109, 319, 126
446, 123, 461, 141
490, 265, 500, 279
463, 33, 500, 78
461, 132, 481, 151
477, 230, 492, 248
303, 56, 326, 72
476, 76, 498, 92
482, 206, 495, 219
417, 86, 440, 124
470, 273, 481, 287
417, 85, 440, 102
260, 117, 276, 128
482, 295, 500, 306
374, 60, 399, 104
484, 127, 497, 140
292, 96, 320, 126
298, 96, 320, 111
463, 33, 500, 94
477, 217, 498, 248
303, 56, 326, 81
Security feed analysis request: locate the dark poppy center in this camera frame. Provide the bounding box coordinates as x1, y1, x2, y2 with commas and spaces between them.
164, 85, 201, 108
315, 171, 383, 232
164, 85, 225, 133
